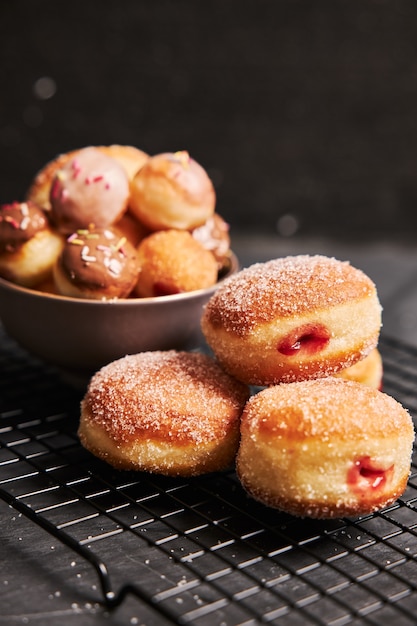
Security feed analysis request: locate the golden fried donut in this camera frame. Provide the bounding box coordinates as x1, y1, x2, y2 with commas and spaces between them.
191, 213, 231, 272
236, 378, 414, 518
0, 201, 64, 287
133, 229, 218, 297
336, 347, 383, 389
49, 147, 130, 234
129, 151, 216, 231
98, 145, 149, 181
113, 210, 150, 247
201, 255, 382, 385
25, 150, 78, 210
53, 226, 139, 299
79, 351, 250, 476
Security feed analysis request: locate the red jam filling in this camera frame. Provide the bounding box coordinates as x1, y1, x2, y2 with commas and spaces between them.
347, 456, 394, 494
277, 323, 330, 356
153, 282, 181, 297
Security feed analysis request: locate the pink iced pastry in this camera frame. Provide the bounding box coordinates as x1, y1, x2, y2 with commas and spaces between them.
49, 147, 130, 234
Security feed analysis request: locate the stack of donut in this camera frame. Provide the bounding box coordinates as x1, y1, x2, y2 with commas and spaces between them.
79, 253, 415, 520
201, 255, 415, 518
0, 146, 232, 298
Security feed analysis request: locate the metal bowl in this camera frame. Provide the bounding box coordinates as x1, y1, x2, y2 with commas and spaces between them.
0, 253, 238, 379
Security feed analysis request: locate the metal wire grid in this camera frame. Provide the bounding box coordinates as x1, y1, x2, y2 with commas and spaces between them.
1, 332, 417, 625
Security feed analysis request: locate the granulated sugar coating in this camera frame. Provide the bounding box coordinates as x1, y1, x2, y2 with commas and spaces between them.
244, 378, 413, 439
201, 254, 382, 386
237, 378, 415, 518
203, 255, 377, 335
81, 351, 249, 444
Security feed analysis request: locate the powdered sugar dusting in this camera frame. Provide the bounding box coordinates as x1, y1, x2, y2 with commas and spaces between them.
203, 255, 377, 335
82, 351, 249, 444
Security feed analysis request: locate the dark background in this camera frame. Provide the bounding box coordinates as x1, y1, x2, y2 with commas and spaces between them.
1, 0, 417, 242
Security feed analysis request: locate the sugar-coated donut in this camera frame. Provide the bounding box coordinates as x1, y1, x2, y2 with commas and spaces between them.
129, 151, 216, 231
236, 378, 414, 518
53, 226, 139, 300
0, 201, 64, 287
79, 351, 250, 476
336, 347, 383, 389
201, 255, 382, 385
49, 147, 130, 234
191, 213, 231, 271
133, 229, 218, 297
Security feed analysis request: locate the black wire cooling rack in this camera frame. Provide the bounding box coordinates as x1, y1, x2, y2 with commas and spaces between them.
1, 330, 417, 625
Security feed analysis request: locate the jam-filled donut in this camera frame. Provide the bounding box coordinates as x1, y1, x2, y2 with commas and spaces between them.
79, 350, 250, 476
191, 213, 231, 272
129, 151, 216, 231
236, 378, 414, 518
0, 201, 64, 287
201, 255, 382, 385
336, 347, 383, 389
53, 226, 139, 299
49, 146, 130, 234
133, 229, 218, 297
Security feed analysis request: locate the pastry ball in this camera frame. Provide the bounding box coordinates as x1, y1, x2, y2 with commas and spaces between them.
79, 351, 250, 476
129, 151, 216, 231
336, 347, 383, 389
53, 226, 139, 300
98, 144, 149, 181
134, 229, 218, 297
26, 145, 147, 211
113, 210, 150, 247
0, 201, 64, 288
191, 213, 231, 272
236, 378, 414, 518
25, 150, 78, 210
49, 147, 130, 234
201, 255, 382, 386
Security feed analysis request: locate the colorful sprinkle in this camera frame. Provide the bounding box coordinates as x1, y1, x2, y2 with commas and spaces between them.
107, 258, 122, 276
71, 159, 81, 179
50, 178, 61, 200
4, 215, 20, 229
81, 245, 97, 263
113, 236, 127, 252
174, 150, 191, 168
20, 217, 30, 230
